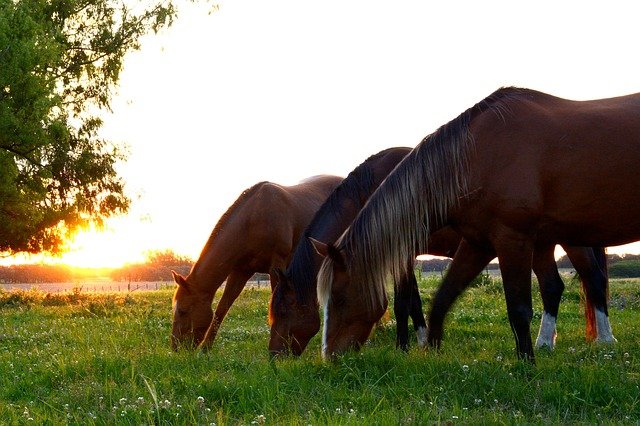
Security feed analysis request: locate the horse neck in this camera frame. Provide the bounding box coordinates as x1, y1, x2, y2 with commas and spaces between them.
339, 126, 473, 311
288, 149, 409, 303
187, 229, 241, 296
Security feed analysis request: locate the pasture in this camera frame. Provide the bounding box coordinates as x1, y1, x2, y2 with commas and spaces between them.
1, 275, 639, 424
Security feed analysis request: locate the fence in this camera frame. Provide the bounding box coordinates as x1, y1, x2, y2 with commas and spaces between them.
0, 278, 271, 294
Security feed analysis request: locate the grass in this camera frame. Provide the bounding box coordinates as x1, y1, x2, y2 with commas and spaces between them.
0, 277, 639, 424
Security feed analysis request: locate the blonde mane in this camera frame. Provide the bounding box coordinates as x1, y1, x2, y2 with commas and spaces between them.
317, 87, 525, 311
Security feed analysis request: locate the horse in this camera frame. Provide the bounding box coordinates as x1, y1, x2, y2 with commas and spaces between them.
170, 174, 342, 351
315, 87, 639, 361
269, 150, 611, 356
269, 147, 445, 355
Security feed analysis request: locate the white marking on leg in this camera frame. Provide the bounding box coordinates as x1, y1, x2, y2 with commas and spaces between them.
595, 309, 617, 343
535, 311, 557, 349
416, 326, 428, 348
321, 302, 329, 360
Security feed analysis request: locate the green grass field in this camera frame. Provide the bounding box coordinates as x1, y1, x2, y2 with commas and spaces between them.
1, 276, 639, 424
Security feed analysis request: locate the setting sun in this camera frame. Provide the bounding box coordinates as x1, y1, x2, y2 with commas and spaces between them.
55, 225, 147, 269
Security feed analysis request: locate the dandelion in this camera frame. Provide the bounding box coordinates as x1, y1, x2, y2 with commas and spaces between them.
251, 414, 266, 424
474, 398, 482, 405
197, 396, 205, 404
462, 364, 469, 372
119, 398, 127, 406
624, 352, 630, 358
496, 355, 503, 362
137, 397, 145, 405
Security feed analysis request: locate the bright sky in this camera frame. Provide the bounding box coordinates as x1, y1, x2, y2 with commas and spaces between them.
6, 0, 640, 268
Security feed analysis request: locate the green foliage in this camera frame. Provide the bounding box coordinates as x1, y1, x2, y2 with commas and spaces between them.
609, 259, 640, 278
1, 279, 639, 423
0, 0, 176, 254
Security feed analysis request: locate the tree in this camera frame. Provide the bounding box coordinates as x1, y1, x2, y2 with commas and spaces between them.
0, 0, 176, 254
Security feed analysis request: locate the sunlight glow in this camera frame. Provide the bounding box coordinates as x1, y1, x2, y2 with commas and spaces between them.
54, 225, 147, 269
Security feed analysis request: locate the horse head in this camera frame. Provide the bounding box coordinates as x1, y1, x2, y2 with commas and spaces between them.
171, 271, 213, 350
268, 267, 320, 357
312, 238, 387, 360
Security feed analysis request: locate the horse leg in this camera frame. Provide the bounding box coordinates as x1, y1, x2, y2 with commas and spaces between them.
427, 239, 495, 349
495, 234, 535, 362
531, 245, 564, 350
199, 270, 253, 351
393, 273, 412, 352
393, 261, 427, 351
565, 246, 615, 343
407, 266, 428, 348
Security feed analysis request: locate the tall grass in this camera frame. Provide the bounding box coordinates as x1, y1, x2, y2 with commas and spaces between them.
1, 278, 639, 424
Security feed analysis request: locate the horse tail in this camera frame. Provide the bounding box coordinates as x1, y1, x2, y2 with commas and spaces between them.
582, 246, 608, 341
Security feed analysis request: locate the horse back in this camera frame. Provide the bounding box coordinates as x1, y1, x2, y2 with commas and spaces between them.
242, 176, 342, 264
463, 89, 640, 247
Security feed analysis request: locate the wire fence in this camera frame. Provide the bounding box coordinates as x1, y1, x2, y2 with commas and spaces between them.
0, 279, 271, 294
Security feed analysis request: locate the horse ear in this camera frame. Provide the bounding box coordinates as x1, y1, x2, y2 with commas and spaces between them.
310, 238, 346, 269
271, 267, 292, 290
327, 244, 347, 270
309, 237, 329, 257
172, 270, 189, 289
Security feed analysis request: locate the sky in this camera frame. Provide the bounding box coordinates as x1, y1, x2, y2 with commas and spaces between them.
6, 0, 640, 268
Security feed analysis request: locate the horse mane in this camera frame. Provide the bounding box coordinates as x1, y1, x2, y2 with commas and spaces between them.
317, 87, 528, 310
190, 181, 270, 276
285, 148, 401, 304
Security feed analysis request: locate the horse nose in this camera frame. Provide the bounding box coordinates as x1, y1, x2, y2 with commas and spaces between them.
269, 346, 290, 359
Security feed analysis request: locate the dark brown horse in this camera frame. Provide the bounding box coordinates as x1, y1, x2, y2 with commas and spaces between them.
171, 174, 342, 350
269, 148, 446, 355
270, 149, 611, 356
316, 87, 638, 361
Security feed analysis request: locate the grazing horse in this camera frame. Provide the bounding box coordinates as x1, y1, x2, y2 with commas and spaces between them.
170, 174, 342, 351
269, 150, 611, 356
269, 147, 453, 355
316, 87, 639, 361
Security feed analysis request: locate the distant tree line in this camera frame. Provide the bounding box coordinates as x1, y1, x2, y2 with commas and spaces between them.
418, 252, 640, 278
110, 250, 193, 282
0, 250, 193, 284
0, 264, 73, 283
3, 250, 640, 284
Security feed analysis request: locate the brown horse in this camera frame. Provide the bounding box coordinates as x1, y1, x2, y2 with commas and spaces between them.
269, 148, 445, 355
171, 174, 342, 351
269, 149, 611, 356
316, 87, 639, 361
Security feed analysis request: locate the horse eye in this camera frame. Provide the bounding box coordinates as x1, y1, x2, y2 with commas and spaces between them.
331, 294, 345, 308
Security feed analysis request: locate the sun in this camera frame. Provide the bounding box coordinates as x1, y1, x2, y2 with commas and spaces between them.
54, 223, 147, 269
